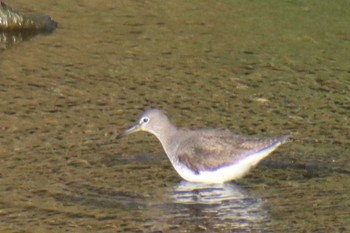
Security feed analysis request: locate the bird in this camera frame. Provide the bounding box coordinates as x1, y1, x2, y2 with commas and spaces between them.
117, 108, 291, 183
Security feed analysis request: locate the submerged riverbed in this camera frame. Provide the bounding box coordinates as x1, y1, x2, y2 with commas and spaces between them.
0, 0, 349, 232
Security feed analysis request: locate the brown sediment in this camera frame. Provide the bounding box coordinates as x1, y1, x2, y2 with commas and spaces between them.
0, 0, 349, 232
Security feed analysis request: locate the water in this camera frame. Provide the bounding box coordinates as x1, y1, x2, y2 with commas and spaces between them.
0, 0, 349, 232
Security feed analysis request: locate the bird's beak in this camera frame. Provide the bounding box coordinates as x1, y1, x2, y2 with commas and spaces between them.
116, 123, 141, 139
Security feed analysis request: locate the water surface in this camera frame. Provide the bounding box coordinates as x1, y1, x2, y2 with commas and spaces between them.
0, 0, 349, 232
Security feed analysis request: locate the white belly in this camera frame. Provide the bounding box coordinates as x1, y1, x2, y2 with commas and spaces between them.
171, 145, 279, 183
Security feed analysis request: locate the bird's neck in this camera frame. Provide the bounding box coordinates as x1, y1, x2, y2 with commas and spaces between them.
153, 123, 177, 143
151, 124, 179, 155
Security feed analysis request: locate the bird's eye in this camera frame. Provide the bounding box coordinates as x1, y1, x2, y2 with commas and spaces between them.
141, 117, 149, 124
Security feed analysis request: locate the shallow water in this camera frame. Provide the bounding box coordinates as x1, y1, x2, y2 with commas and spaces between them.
0, 0, 349, 232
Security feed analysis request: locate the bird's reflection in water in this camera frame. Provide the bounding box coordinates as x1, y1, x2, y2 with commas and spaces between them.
170, 181, 270, 231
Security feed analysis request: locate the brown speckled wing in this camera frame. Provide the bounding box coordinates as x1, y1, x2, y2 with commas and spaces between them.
176, 130, 289, 174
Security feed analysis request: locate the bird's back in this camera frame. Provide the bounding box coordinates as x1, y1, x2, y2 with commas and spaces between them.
173, 129, 290, 174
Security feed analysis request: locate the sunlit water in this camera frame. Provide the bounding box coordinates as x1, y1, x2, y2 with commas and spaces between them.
0, 0, 349, 232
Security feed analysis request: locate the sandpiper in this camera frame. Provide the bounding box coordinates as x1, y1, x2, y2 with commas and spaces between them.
117, 109, 291, 183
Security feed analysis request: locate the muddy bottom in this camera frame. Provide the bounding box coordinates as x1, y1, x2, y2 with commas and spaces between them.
0, 0, 349, 232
